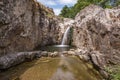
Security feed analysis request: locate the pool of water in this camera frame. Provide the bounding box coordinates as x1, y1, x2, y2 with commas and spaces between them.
39, 45, 75, 52
0, 56, 103, 80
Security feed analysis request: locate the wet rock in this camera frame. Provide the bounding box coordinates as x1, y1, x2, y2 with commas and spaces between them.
0, 51, 42, 69
61, 51, 68, 55
35, 51, 42, 58
67, 51, 76, 55
0, 53, 25, 69
48, 52, 52, 57
41, 51, 48, 57
25, 51, 41, 60
70, 49, 75, 51
50, 51, 59, 57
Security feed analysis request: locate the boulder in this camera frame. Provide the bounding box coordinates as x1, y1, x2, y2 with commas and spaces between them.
49, 51, 59, 57
25, 51, 41, 60
0, 51, 41, 69
0, 53, 25, 69
90, 51, 109, 79
75, 48, 89, 55
70, 49, 75, 51
90, 51, 106, 69
61, 51, 68, 55
35, 51, 42, 58
67, 51, 76, 55
78, 55, 90, 62
41, 51, 48, 57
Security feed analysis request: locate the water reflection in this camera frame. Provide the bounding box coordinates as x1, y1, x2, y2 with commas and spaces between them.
51, 68, 75, 80
40, 45, 74, 52
0, 56, 103, 80
50, 56, 102, 80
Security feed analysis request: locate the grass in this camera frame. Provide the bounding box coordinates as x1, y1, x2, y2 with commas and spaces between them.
47, 13, 53, 18
105, 65, 120, 80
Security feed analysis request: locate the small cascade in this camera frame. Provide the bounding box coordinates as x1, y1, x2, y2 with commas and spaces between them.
61, 27, 71, 45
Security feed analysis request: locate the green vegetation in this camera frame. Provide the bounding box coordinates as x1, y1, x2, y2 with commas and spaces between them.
60, 0, 120, 19
105, 65, 120, 80
47, 13, 54, 18
69, 27, 73, 45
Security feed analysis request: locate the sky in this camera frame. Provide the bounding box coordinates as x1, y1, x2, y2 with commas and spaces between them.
37, 0, 77, 15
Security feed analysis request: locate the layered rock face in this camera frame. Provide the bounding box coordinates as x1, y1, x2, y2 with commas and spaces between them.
72, 5, 120, 64
0, 0, 61, 56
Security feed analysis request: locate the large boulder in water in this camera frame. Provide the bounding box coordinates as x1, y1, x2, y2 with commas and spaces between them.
0, 51, 41, 69
0, 53, 25, 69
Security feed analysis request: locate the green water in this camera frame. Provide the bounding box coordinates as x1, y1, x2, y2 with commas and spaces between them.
0, 56, 103, 80
39, 45, 75, 52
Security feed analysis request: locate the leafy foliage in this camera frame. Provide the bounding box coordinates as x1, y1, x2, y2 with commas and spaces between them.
59, 0, 120, 19
105, 65, 120, 80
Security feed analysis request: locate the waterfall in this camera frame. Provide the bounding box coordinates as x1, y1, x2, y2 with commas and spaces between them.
61, 27, 70, 45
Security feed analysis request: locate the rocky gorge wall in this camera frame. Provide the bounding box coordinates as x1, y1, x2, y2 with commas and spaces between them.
0, 0, 62, 57
0, 0, 120, 72
72, 5, 120, 64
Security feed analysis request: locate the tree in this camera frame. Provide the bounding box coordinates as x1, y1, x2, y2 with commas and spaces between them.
60, 5, 71, 18
59, 0, 120, 19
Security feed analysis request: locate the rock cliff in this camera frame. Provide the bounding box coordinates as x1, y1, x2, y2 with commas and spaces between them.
0, 0, 120, 74
0, 0, 61, 56
72, 5, 120, 64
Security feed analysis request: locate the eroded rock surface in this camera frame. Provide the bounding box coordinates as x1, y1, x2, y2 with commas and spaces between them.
0, 0, 62, 56
72, 5, 120, 64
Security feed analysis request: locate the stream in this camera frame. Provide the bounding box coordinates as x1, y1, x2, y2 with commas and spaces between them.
0, 56, 103, 80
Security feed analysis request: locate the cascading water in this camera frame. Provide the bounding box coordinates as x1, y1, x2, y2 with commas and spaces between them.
61, 27, 71, 45
40, 26, 72, 52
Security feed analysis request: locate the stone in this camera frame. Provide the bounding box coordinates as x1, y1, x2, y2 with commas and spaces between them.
70, 49, 75, 51
76, 49, 90, 61
41, 51, 48, 57
82, 55, 90, 62
67, 51, 76, 55
99, 69, 109, 79
90, 51, 106, 69
0, 53, 25, 69
75, 48, 89, 55
0, 51, 42, 69
25, 51, 41, 60
35, 51, 42, 58
50, 51, 59, 57
61, 51, 68, 55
